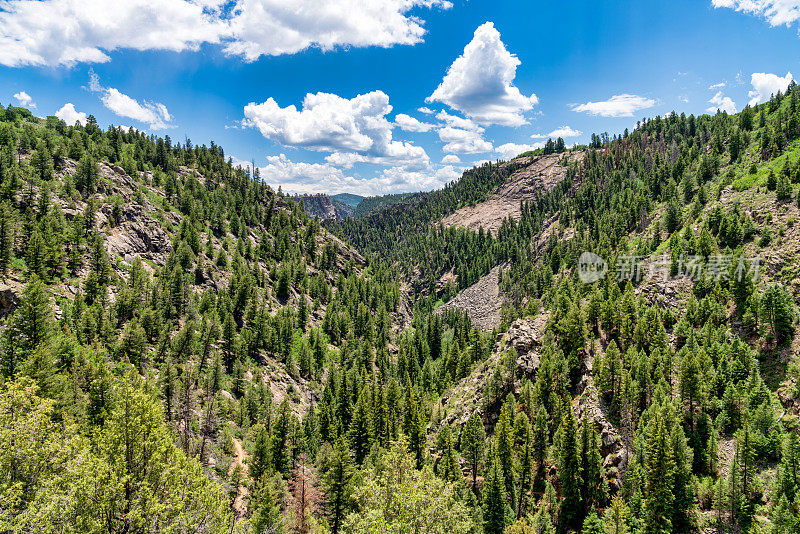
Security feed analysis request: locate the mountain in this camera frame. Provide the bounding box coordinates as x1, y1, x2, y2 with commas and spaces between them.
296, 193, 355, 220
6, 86, 800, 533
331, 192, 364, 207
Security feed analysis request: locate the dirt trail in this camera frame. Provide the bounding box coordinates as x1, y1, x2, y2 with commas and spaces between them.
229, 438, 249, 519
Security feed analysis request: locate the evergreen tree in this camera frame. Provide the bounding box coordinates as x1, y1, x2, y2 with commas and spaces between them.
462, 412, 486, 491
322, 437, 354, 534
483, 455, 508, 534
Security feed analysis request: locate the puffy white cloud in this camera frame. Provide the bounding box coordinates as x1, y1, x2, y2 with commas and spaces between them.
12, 90, 34, 108
394, 113, 433, 132
225, 0, 452, 61
531, 125, 582, 139
244, 90, 428, 167
0, 0, 227, 67
495, 142, 543, 160
254, 153, 456, 195
707, 91, 737, 114
89, 71, 173, 129
712, 0, 800, 27
571, 94, 657, 117
0, 0, 450, 67
437, 127, 493, 153
709, 81, 727, 90
748, 71, 793, 105
427, 22, 537, 126
417, 106, 435, 115
433, 110, 493, 153
54, 102, 86, 125
442, 154, 461, 164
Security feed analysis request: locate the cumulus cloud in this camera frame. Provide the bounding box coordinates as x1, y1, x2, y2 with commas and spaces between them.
442, 154, 461, 164
712, 0, 800, 27
12, 90, 34, 108
571, 94, 657, 117
427, 22, 537, 126
432, 110, 493, 153
707, 91, 737, 114
530, 125, 582, 139
394, 113, 434, 132
748, 71, 793, 105
495, 142, 543, 160
225, 0, 452, 61
243, 90, 428, 168
254, 153, 456, 195
54, 102, 86, 125
0, 0, 450, 67
88, 70, 173, 129
417, 106, 434, 115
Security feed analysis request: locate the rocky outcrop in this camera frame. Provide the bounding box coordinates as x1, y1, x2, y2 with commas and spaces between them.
573, 363, 630, 493
298, 194, 353, 220
0, 284, 19, 318
441, 152, 583, 235
438, 313, 547, 426
437, 266, 508, 330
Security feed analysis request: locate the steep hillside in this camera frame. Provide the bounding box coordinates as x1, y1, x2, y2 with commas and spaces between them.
441, 152, 582, 235
296, 193, 354, 220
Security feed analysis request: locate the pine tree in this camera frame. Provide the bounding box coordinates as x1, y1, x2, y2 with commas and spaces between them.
558, 407, 582, 531
483, 455, 508, 534
462, 411, 486, 491
13, 274, 53, 357
250, 423, 272, 482
643, 413, 675, 534
347, 390, 372, 464
322, 437, 354, 534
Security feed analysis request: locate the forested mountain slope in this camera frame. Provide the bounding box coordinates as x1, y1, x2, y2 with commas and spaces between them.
6, 81, 800, 534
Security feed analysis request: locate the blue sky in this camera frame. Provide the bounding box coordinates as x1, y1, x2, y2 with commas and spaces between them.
1, 0, 799, 195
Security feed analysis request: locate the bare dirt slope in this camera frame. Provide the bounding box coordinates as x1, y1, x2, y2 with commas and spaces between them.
441, 152, 582, 235
436, 265, 507, 330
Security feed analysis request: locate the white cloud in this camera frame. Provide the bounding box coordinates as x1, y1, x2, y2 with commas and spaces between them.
394, 113, 433, 132
748, 71, 793, 105
427, 21, 537, 126
89, 71, 173, 129
679, 95, 690, 103
417, 106, 434, 115
12, 90, 34, 108
707, 91, 737, 114
442, 154, 461, 164
433, 110, 493, 153
495, 142, 543, 160
0, 0, 228, 67
54, 102, 86, 125
255, 153, 456, 195
244, 90, 428, 168
0, 0, 450, 67
712, 0, 800, 27
438, 126, 494, 153
225, 0, 452, 61
530, 125, 582, 139
571, 94, 657, 117
709, 81, 727, 90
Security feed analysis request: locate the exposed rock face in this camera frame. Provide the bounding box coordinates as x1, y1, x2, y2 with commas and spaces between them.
0, 284, 19, 318
298, 195, 353, 220
437, 266, 508, 330
441, 152, 583, 235
438, 313, 547, 426
574, 362, 631, 494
